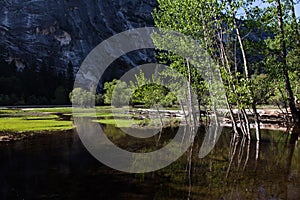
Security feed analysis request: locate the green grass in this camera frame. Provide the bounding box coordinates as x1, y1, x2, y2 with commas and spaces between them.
0, 106, 135, 133
0, 106, 183, 133
0, 107, 74, 133
0, 116, 73, 133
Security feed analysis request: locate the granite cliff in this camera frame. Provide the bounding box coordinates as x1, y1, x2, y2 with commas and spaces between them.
0, 0, 157, 79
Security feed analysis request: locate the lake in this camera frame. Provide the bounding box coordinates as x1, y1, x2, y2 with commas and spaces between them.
0, 125, 299, 199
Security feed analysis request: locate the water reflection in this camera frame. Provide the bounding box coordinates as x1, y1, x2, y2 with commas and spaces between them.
0, 126, 299, 199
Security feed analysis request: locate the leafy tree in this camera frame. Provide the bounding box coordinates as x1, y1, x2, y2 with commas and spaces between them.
103, 79, 131, 107
130, 70, 178, 108
69, 88, 94, 107
152, 0, 282, 139
131, 83, 169, 107
260, 0, 300, 123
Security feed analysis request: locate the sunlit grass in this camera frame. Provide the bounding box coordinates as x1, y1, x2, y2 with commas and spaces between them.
0, 106, 182, 133
0, 106, 135, 132
0, 116, 73, 133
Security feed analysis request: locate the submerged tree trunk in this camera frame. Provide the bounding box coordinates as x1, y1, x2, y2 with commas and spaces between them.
186, 58, 197, 127
241, 108, 251, 140
225, 94, 239, 137
275, 0, 300, 124
286, 124, 300, 175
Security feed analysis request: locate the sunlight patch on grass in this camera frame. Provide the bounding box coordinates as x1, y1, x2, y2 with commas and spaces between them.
0, 116, 73, 133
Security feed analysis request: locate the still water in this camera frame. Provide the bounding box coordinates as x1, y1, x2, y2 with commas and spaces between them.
0, 125, 299, 199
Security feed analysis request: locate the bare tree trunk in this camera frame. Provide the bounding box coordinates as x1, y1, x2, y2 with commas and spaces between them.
241, 108, 251, 140
217, 29, 240, 137
276, 0, 299, 123
289, 0, 300, 46
232, 16, 260, 140
225, 94, 239, 136
201, 7, 240, 136
237, 110, 247, 136
180, 100, 189, 125
252, 104, 261, 141
155, 105, 164, 145
186, 58, 197, 127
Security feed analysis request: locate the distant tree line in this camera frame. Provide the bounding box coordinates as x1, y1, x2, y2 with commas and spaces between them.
70, 70, 177, 108
0, 56, 75, 106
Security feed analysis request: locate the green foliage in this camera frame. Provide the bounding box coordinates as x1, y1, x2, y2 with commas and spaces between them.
153, 0, 300, 114
268, 79, 288, 107
103, 79, 117, 104
131, 83, 168, 107
103, 79, 131, 107
160, 92, 178, 107
130, 70, 178, 108
251, 74, 272, 104
69, 88, 94, 107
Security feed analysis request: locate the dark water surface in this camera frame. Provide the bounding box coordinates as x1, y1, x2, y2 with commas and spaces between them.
0, 126, 299, 199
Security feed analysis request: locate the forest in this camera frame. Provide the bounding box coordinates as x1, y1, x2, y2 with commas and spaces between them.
94, 0, 300, 142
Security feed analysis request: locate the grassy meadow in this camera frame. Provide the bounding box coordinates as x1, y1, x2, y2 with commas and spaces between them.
0, 107, 129, 133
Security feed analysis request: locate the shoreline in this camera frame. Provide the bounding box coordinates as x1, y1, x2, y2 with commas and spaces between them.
0, 107, 293, 142
0, 129, 74, 142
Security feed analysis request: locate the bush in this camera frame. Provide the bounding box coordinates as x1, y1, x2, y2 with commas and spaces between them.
69, 88, 94, 107
104, 79, 131, 107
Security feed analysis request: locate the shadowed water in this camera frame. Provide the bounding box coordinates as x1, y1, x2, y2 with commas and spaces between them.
0, 125, 299, 199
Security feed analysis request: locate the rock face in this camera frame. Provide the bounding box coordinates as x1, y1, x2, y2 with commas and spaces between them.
0, 0, 157, 78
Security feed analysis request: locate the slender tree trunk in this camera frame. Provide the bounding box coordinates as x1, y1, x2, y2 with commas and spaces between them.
155, 105, 164, 145
186, 58, 196, 127
241, 108, 251, 139
180, 100, 189, 125
252, 104, 261, 140
237, 110, 247, 136
225, 91, 239, 136
233, 16, 260, 140
289, 0, 300, 45
275, 0, 299, 123
217, 28, 240, 136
